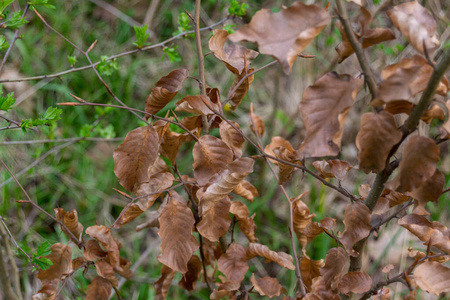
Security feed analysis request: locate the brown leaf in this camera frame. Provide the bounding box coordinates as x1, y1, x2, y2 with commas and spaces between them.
384, 188, 410, 207
178, 255, 202, 292
389, 136, 440, 193
398, 214, 450, 254
359, 184, 371, 199
233, 180, 258, 202
296, 72, 363, 158
227, 70, 255, 111
209, 29, 258, 75
410, 169, 445, 215
440, 100, 450, 139
230, 201, 257, 243
85, 276, 112, 300
218, 243, 249, 283
155, 265, 175, 300
320, 217, 337, 232
338, 202, 372, 256
312, 159, 352, 181
85, 225, 122, 271
300, 256, 324, 290
246, 243, 295, 270
202, 239, 222, 266
228, 1, 330, 74
83, 239, 107, 261
220, 120, 244, 159
34, 243, 72, 300
192, 135, 233, 186
250, 274, 287, 298
292, 193, 315, 248
145, 68, 189, 116
304, 221, 325, 244
175, 95, 219, 115
304, 276, 341, 300
264, 136, 295, 164
335, 19, 395, 63
414, 262, 450, 295
338, 271, 372, 294
159, 130, 188, 164
387, 2, 440, 54
113, 125, 160, 192
356, 111, 402, 173
273, 147, 299, 184
382, 264, 394, 273
72, 257, 87, 270
94, 260, 118, 287
115, 256, 133, 279
250, 108, 265, 137
197, 196, 231, 242
158, 192, 199, 273
372, 56, 448, 106
421, 103, 446, 124
54, 208, 84, 245
320, 247, 347, 292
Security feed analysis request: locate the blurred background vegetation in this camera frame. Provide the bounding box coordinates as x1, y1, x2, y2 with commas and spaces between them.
0, 0, 449, 299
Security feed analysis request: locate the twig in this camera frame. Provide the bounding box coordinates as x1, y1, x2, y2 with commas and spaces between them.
335, 0, 378, 100
0, 219, 22, 299
442, 186, 450, 195
0, 241, 19, 300
0, 4, 30, 75
0, 17, 229, 83
0, 158, 84, 249
0, 137, 123, 145
0, 217, 32, 262
0, 140, 77, 189
370, 200, 413, 233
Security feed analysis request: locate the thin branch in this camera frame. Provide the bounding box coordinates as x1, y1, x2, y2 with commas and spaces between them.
0, 158, 84, 249
0, 137, 123, 145
0, 17, 229, 83
335, 0, 378, 100
0, 4, 30, 75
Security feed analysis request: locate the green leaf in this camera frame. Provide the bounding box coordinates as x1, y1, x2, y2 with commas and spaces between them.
228, 0, 248, 16
35, 241, 52, 257
162, 45, 181, 63
172, 12, 194, 38
28, 0, 55, 9
97, 56, 119, 76
133, 24, 151, 48
96, 124, 116, 139
67, 55, 77, 66
32, 257, 53, 271
5, 11, 28, 29
20, 106, 62, 131
80, 124, 93, 137
0, 0, 14, 16
223, 24, 235, 34
0, 86, 16, 111
0, 35, 9, 51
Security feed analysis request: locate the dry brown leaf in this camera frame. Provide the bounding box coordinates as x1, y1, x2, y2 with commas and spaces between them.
246, 243, 295, 270
372, 56, 448, 106
414, 261, 450, 295
359, 184, 371, 199
159, 129, 188, 164
192, 135, 233, 186
84, 239, 107, 261
398, 214, 450, 254
228, 1, 330, 74
421, 103, 446, 124
356, 111, 402, 174
296, 72, 363, 158
85, 225, 122, 271
250, 274, 287, 298
304, 221, 325, 245
273, 147, 299, 184
202, 239, 222, 266
72, 257, 87, 270
230, 201, 257, 243
180, 115, 203, 132
292, 193, 315, 248
304, 276, 341, 300
95, 260, 118, 287
158, 192, 199, 273
390, 136, 440, 193
209, 29, 258, 75
178, 255, 202, 292
232, 180, 258, 202
300, 256, 324, 290
54, 208, 84, 245
155, 265, 175, 300
218, 243, 249, 283
175, 95, 219, 115
320, 218, 337, 232
410, 169, 445, 215
312, 159, 352, 181
440, 100, 450, 139
85, 276, 112, 300
34, 243, 72, 300
144, 69, 189, 116
220, 120, 244, 159
372, 288, 392, 300
382, 264, 394, 273
384, 189, 410, 207
387, 2, 440, 54
227, 69, 255, 111
250, 108, 265, 137
197, 196, 231, 242
338, 202, 372, 256
264, 136, 295, 164
113, 125, 160, 192
320, 247, 347, 293
338, 271, 372, 294
335, 19, 395, 63
114, 256, 133, 280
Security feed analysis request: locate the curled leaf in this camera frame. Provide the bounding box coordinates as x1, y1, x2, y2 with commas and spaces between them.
86, 225, 122, 271
220, 120, 245, 159
228, 1, 330, 74
292, 193, 315, 248
54, 208, 84, 246
338, 271, 372, 294
320, 247, 347, 293
155, 265, 175, 300
410, 169, 445, 215
175, 95, 219, 115
95, 260, 118, 287
312, 159, 352, 181
145, 69, 189, 116
414, 261, 450, 295
300, 256, 324, 290
197, 196, 231, 242
250, 108, 265, 137
179, 255, 202, 292
233, 180, 258, 202
246, 243, 295, 270
338, 202, 372, 256
250, 274, 287, 298
230, 201, 257, 243
85, 276, 112, 300
228, 70, 255, 111
218, 243, 249, 283
84, 239, 107, 261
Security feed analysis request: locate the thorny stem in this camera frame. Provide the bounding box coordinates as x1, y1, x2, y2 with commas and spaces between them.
348, 48, 450, 273
335, 0, 378, 100
0, 158, 84, 249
